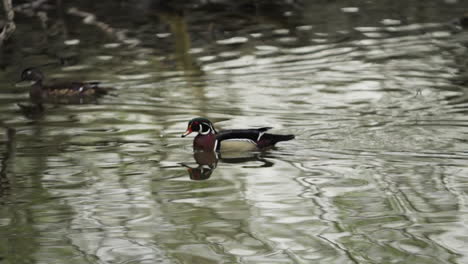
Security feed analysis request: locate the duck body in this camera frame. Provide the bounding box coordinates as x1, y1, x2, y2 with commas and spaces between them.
182, 117, 294, 152
29, 81, 109, 104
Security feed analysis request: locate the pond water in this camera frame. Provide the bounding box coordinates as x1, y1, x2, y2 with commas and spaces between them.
1, 0, 468, 263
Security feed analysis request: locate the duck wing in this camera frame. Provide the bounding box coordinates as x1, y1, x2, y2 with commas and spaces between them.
45, 81, 110, 96
216, 127, 273, 142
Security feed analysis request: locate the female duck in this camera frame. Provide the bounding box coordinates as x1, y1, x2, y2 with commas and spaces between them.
181, 117, 295, 152
19, 67, 112, 103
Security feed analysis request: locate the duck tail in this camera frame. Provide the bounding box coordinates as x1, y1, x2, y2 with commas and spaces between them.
272, 134, 295, 143
94, 87, 109, 95
260, 133, 295, 147
95, 86, 116, 96
258, 127, 273, 132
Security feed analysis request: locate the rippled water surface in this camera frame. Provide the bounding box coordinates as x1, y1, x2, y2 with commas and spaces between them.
1, 1, 468, 263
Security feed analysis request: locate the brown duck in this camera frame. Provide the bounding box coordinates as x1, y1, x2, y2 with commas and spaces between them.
19, 67, 112, 103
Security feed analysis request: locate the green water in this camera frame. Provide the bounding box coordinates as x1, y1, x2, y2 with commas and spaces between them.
1, 1, 468, 263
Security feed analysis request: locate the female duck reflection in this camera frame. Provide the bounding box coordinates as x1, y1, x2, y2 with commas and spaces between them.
180, 117, 294, 180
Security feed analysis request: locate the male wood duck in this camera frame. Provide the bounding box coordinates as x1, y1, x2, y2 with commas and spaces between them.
18, 67, 112, 103
181, 117, 295, 152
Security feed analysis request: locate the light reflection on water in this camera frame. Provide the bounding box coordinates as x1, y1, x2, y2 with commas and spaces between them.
1, 1, 468, 263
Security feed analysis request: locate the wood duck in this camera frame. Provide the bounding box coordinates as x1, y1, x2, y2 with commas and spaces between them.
181, 117, 295, 152
18, 67, 112, 103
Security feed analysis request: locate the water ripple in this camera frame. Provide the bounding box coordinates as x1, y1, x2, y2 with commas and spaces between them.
1, 3, 468, 264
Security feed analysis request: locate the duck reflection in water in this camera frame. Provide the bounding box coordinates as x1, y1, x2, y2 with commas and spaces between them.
181, 151, 274, 181
16, 103, 46, 120
182, 151, 218, 181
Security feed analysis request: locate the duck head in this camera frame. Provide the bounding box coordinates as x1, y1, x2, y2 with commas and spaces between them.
181, 117, 217, 137
20, 67, 45, 84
